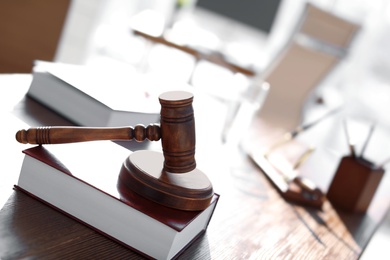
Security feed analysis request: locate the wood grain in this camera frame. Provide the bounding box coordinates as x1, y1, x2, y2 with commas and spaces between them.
133, 30, 256, 77
1, 80, 389, 259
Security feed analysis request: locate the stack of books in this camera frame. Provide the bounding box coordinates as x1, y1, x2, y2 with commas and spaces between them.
16, 141, 219, 259
15, 61, 219, 258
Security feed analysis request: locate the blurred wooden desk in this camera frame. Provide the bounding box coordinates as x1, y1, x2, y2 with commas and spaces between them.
0, 74, 389, 259
133, 29, 256, 77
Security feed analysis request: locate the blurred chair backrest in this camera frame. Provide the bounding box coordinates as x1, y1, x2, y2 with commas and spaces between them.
257, 3, 360, 134
299, 3, 359, 48
0, 0, 70, 73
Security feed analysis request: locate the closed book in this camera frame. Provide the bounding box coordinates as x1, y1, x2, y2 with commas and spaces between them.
26, 60, 163, 127
15, 141, 219, 259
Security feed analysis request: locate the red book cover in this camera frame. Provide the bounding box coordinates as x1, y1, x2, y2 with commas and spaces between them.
20, 142, 219, 232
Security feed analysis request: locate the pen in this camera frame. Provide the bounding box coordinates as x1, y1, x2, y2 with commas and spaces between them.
264, 106, 341, 157
293, 146, 315, 170
342, 119, 356, 158
360, 122, 375, 158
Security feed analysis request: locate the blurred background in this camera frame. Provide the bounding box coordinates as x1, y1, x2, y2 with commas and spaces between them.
1, 0, 390, 257
2, 0, 390, 125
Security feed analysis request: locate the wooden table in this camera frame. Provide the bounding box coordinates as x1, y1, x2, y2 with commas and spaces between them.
133, 29, 256, 77
1, 74, 389, 259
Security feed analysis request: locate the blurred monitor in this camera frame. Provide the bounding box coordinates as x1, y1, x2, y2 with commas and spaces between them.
196, 0, 282, 34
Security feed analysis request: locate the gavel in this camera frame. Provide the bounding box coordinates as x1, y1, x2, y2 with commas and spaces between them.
16, 91, 213, 211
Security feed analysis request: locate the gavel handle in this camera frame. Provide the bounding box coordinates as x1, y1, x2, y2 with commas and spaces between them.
15, 125, 161, 144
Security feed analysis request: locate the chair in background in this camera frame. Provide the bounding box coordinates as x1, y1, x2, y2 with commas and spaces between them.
257, 3, 360, 135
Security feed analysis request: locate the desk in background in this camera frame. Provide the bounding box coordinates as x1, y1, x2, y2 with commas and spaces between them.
132, 29, 256, 78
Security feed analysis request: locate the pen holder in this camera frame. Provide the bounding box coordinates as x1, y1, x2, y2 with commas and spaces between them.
327, 156, 385, 213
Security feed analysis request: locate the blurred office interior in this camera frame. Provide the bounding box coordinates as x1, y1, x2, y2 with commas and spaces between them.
1, 0, 390, 258
2, 0, 388, 126
55, 1, 390, 258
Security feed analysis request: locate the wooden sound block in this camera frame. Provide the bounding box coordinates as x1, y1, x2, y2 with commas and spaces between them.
119, 150, 214, 211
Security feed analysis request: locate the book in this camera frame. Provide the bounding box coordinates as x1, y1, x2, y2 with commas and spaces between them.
15, 141, 219, 259
26, 61, 166, 127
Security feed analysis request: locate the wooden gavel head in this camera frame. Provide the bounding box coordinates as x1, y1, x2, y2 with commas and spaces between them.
159, 91, 196, 173
15, 91, 197, 174
119, 91, 213, 211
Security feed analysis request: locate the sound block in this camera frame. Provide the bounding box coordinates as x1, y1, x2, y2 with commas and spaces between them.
119, 150, 214, 211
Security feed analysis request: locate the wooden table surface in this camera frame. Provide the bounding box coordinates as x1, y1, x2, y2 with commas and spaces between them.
132, 29, 256, 77
1, 74, 389, 259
